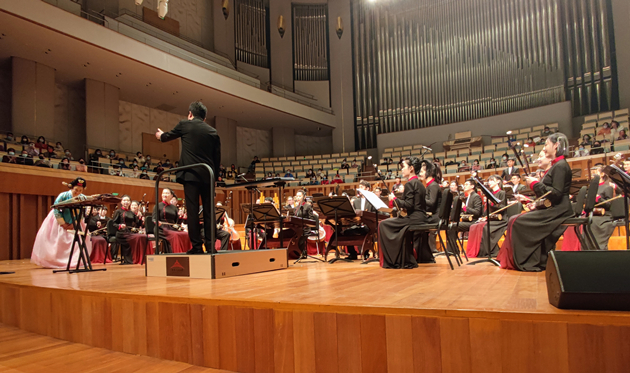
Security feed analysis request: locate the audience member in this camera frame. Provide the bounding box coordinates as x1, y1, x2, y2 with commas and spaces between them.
76, 158, 87, 172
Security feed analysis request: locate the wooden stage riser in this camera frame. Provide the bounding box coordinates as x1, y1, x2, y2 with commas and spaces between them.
1, 284, 629, 373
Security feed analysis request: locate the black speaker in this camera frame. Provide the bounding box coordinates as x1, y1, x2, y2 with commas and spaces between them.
546, 251, 630, 311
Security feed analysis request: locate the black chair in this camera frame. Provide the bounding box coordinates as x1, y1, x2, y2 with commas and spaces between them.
562, 176, 600, 250
145, 216, 159, 258
611, 198, 627, 234
407, 189, 456, 270
106, 219, 120, 263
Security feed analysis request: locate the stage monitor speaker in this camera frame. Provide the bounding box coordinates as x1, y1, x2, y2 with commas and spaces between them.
546, 251, 630, 311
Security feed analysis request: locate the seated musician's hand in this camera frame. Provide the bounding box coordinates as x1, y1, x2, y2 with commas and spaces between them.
119, 224, 126, 230
96, 221, 101, 228
479, 217, 487, 222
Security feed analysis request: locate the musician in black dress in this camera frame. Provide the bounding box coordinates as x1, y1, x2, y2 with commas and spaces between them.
498, 133, 574, 271
590, 165, 615, 250
342, 180, 377, 260
292, 190, 318, 255
112, 195, 142, 264
446, 179, 482, 254
421, 162, 442, 256
466, 175, 508, 257
379, 157, 430, 269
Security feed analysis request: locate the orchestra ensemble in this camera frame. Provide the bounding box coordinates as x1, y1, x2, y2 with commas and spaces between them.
31, 130, 629, 273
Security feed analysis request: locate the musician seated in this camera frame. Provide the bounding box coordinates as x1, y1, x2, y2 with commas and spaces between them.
153, 188, 191, 253
339, 180, 377, 260
465, 175, 508, 258
112, 195, 145, 264
130, 201, 145, 230
510, 174, 526, 194
498, 133, 574, 271
31, 177, 93, 269
500, 158, 520, 180
447, 179, 482, 254
86, 206, 110, 264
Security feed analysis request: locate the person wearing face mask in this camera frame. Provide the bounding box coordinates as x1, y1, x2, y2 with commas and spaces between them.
31, 177, 92, 268
34, 154, 51, 168
499, 154, 509, 168
17, 150, 34, 166
63, 149, 74, 161
35, 136, 48, 152
5, 132, 14, 142
117, 158, 128, 169
152, 161, 163, 173
44, 145, 57, 159
486, 157, 498, 170
139, 168, 150, 179
2, 148, 17, 164
135, 152, 145, 164
54, 142, 64, 158
129, 159, 139, 169
108, 149, 118, 160
26, 142, 39, 157
58, 157, 71, 171
574, 143, 590, 157
131, 165, 140, 178
76, 158, 87, 172
20, 135, 30, 145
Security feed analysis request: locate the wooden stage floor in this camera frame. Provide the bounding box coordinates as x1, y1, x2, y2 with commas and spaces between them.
1, 258, 630, 373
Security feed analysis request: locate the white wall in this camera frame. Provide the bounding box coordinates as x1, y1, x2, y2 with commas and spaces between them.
118, 100, 183, 154
85, 79, 120, 151
12, 57, 55, 140
294, 81, 330, 108
54, 83, 85, 156
295, 134, 333, 156
377, 101, 574, 155
237, 61, 270, 87
236, 126, 272, 166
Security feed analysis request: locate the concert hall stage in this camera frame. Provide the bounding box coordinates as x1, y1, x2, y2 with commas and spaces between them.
0, 258, 629, 373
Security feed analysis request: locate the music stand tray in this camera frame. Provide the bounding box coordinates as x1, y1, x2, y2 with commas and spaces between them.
467, 177, 502, 266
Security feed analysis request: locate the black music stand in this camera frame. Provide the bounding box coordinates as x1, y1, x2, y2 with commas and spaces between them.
603, 165, 630, 251
315, 196, 357, 263
253, 203, 283, 250
467, 177, 502, 266
54, 204, 107, 274
359, 189, 391, 265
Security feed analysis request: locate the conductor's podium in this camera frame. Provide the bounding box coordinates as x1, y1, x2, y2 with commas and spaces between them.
145, 249, 288, 279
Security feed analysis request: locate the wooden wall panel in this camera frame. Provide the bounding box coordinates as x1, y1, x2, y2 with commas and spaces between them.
2, 283, 630, 373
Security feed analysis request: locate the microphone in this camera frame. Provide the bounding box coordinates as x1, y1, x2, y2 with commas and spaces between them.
422, 146, 432, 151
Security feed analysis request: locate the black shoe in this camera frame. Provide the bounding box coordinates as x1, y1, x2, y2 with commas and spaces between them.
186, 248, 204, 255
346, 255, 358, 261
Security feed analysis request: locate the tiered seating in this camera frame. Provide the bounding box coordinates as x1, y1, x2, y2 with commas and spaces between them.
579, 109, 629, 152
258, 151, 369, 184
379, 122, 560, 175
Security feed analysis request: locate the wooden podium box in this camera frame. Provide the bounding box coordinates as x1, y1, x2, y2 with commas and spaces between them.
145, 249, 288, 279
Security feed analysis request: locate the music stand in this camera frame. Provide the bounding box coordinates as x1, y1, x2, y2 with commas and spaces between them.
53, 204, 107, 274
467, 177, 502, 266
253, 203, 283, 250
357, 189, 392, 264
602, 165, 630, 251
315, 196, 357, 263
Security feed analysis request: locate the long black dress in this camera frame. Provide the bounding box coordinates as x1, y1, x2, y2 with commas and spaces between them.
379, 176, 429, 269
153, 202, 178, 253
447, 192, 482, 253
424, 179, 441, 255
591, 181, 614, 250
499, 156, 573, 271
112, 208, 141, 264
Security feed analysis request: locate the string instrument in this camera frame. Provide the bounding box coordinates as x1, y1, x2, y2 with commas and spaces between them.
160, 221, 184, 231
223, 215, 240, 241
521, 191, 553, 212
488, 201, 518, 221
307, 221, 327, 242
379, 180, 407, 217
89, 226, 107, 236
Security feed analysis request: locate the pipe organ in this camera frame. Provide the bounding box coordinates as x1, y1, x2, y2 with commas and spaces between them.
351, 0, 618, 150
293, 4, 330, 81
235, 0, 268, 68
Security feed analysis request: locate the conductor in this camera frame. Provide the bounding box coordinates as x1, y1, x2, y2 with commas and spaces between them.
155, 101, 228, 254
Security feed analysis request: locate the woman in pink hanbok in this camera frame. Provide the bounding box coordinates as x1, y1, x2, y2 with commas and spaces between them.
31, 177, 92, 269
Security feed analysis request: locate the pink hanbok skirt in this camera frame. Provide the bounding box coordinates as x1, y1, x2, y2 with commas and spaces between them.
31, 210, 92, 269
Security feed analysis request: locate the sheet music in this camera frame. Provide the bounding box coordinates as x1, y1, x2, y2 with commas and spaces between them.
358, 189, 390, 211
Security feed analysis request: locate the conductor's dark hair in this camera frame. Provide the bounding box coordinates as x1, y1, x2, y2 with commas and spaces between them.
189, 101, 207, 119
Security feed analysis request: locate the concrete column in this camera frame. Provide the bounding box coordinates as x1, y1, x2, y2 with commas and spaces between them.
214, 0, 236, 66
11, 57, 55, 140
272, 127, 295, 158
328, 0, 355, 153
215, 116, 237, 169
611, 0, 630, 111
85, 79, 120, 150
269, 0, 293, 89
